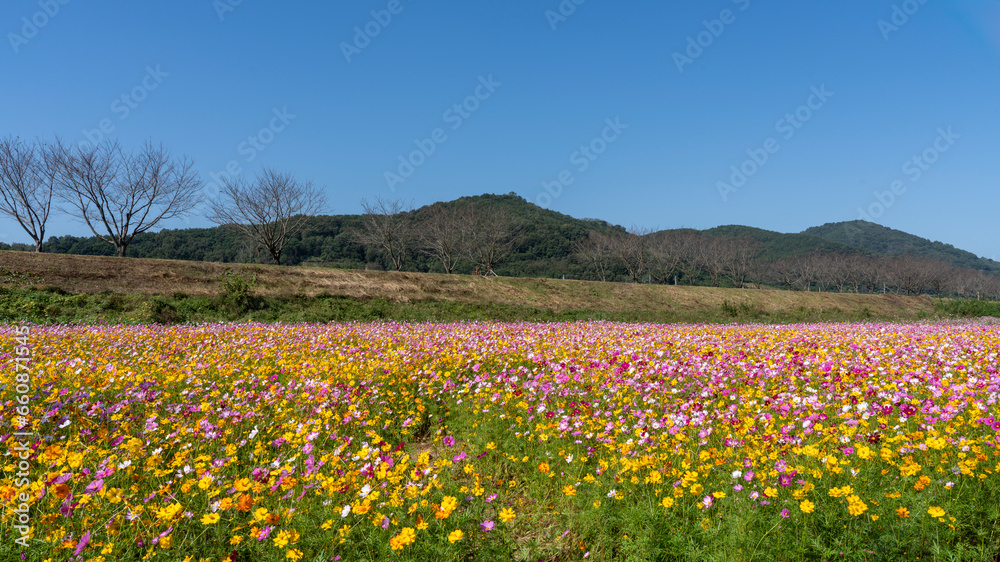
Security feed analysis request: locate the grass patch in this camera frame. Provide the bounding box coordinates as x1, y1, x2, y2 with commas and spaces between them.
0, 284, 990, 326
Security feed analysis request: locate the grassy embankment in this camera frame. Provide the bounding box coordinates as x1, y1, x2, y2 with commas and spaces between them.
1, 251, 996, 324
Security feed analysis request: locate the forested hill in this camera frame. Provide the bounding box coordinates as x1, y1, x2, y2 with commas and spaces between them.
803, 221, 1000, 274
15, 194, 623, 279
2, 193, 997, 280
699, 225, 862, 260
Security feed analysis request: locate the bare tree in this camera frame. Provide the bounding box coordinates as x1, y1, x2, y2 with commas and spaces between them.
571, 230, 615, 282
53, 140, 202, 257
794, 252, 823, 292
693, 236, 728, 287
984, 274, 1000, 300
860, 255, 888, 294
764, 258, 799, 291
609, 227, 650, 283
720, 237, 763, 288
675, 231, 706, 285
0, 136, 56, 252
950, 268, 993, 300
207, 168, 325, 265
921, 258, 952, 296
838, 253, 868, 293
810, 253, 835, 292
884, 255, 929, 296
350, 197, 412, 271
462, 202, 522, 276
646, 230, 686, 284
417, 204, 467, 274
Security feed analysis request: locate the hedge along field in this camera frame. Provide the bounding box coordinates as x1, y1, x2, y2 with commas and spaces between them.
1, 322, 1000, 562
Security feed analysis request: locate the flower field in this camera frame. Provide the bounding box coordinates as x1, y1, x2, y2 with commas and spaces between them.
2, 322, 1000, 561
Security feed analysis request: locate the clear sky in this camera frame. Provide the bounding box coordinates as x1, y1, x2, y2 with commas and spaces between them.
2, 1, 999, 260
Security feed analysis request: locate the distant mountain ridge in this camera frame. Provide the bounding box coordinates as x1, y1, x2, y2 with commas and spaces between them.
1, 193, 997, 279
802, 221, 1000, 274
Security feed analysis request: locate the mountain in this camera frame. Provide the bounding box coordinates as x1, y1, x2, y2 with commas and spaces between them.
700, 225, 862, 260
2, 194, 996, 281
15, 194, 623, 280
802, 221, 1000, 274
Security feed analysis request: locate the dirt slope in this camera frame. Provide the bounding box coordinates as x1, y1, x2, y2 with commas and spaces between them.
0, 251, 935, 316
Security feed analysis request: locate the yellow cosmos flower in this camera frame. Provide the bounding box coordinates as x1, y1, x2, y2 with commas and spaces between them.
274, 530, 294, 548
201, 513, 221, 525
390, 527, 417, 551
157, 503, 183, 521
927, 506, 945, 518
846, 496, 868, 517
799, 500, 815, 513
499, 507, 515, 523
448, 530, 463, 543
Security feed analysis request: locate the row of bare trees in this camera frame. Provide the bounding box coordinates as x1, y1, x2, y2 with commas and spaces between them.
572, 227, 1000, 298
0, 136, 330, 263
4, 135, 998, 296
349, 197, 523, 276
0, 136, 203, 257
573, 229, 762, 287
0, 136, 525, 273
764, 252, 1000, 298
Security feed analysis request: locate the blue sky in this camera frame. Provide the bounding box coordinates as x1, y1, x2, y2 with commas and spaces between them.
2, 1, 999, 260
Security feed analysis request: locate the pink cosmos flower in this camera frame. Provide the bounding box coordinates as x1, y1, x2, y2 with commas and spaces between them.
74, 531, 91, 555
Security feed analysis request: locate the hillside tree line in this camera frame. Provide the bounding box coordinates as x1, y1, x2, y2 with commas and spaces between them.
2, 136, 999, 300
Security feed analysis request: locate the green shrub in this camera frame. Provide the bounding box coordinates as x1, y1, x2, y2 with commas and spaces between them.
936, 298, 1000, 318
218, 269, 260, 317
148, 298, 184, 325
